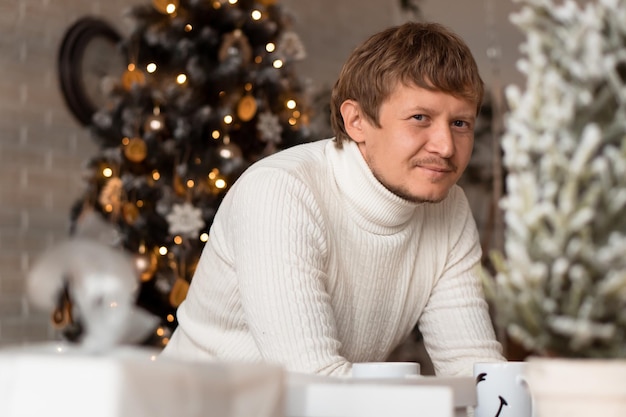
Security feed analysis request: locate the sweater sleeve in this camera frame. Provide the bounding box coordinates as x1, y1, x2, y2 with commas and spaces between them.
227, 167, 351, 376
418, 187, 505, 376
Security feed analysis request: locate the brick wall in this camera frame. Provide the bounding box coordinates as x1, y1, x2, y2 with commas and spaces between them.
0, 0, 138, 347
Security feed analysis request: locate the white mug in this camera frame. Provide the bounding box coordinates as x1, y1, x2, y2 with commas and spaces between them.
352, 361, 420, 379
474, 361, 532, 417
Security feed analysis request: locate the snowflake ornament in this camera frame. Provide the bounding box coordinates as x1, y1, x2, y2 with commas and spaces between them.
257, 111, 283, 145
166, 202, 205, 237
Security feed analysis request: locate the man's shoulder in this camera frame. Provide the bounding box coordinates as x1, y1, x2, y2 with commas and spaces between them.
248, 138, 333, 175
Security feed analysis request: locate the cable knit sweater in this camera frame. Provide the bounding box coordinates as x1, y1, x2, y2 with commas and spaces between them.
162, 138, 504, 376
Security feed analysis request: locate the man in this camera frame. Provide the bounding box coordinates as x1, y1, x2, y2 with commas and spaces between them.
162, 22, 504, 376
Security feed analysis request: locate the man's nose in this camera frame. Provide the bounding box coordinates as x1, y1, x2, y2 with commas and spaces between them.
424, 123, 454, 158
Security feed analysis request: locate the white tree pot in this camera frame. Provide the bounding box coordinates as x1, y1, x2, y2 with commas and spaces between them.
525, 357, 626, 417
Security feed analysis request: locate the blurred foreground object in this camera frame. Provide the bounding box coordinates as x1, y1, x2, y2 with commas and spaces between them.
27, 238, 159, 352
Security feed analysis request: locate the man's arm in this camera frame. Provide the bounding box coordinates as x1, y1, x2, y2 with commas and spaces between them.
228, 167, 351, 375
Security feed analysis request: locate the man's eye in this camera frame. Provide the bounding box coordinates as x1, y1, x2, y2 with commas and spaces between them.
413, 115, 424, 121
453, 120, 469, 128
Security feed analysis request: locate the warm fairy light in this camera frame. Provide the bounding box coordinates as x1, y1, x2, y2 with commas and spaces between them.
213, 1, 221, 9
162, 338, 169, 345
255, 56, 262, 64
211, 130, 220, 139
174, 236, 183, 245
159, 246, 168, 255
251, 10, 262, 20
122, 137, 130, 145
185, 24, 192, 32
266, 43, 275, 53
146, 63, 157, 73
228, 0, 238, 4
219, 91, 226, 98
286, 99, 297, 109
208, 169, 218, 180
215, 178, 227, 189
128, 63, 136, 71
167, 314, 175, 322
186, 179, 195, 188
156, 327, 165, 337
293, 110, 301, 118
176, 73, 187, 84
200, 233, 209, 242
223, 115, 233, 124
289, 117, 297, 126
148, 117, 163, 130
152, 170, 160, 180
102, 167, 113, 177
104, 204, 113, 213
137, 200, 144, 208
245, 83, 252, 91
166, 3, 176, 14
219, 147, 234, 158
273, 59, 283, 69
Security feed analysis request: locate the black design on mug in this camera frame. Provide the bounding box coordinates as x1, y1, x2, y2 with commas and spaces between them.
476, 372, 510, 417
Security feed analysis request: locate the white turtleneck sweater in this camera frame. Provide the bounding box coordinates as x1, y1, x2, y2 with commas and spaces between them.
162, 139, 504, 376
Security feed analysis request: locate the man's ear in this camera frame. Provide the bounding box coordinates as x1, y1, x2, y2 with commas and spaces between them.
340, 100, 366, 143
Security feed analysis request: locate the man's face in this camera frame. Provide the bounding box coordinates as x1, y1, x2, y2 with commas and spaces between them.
347, 83, 476, 203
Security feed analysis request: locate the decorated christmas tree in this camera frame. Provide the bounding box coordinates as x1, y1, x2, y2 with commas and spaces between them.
70, 0, 313, 346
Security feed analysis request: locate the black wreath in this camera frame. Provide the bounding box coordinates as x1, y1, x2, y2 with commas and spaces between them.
58, 17, 123, 126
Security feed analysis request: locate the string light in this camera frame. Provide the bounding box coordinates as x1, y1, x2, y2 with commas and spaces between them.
223, 114, 233, 124
102, 167, 113, 177
147, 63, 157, 73
286, 99, 296, 109
185, 24, 192, 32
176, 74, 187, 84
211, 130, 221, 139
200, 233, 209, 242
152, 170, 161, 180
166, 3, 176, 14
159, 246, 168, 255
137, 200, 144, 208
251, 10, 262, 20
174, 236, 183, 245
228, 0, 238, 4
122, 137, 130, 145
167, 314, 175, 322
215, 178, 227, 189
186, 179, 195, 188
273, 59, 283, 69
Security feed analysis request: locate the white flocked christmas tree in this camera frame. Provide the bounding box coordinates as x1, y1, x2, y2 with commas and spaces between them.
486, 0, 626, 358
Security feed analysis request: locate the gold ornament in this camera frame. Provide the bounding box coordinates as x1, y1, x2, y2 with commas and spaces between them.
152, 0, 179, 14
122, 202, 140, 224
169, 278, 190, 307
218, 30, 252, 65
237, 95, 257, 121
124, 137, 148, 163
135, 251, 159, 282
122, 68, 146, 91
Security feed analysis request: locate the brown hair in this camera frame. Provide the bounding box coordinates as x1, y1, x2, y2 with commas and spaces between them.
330, 22, 484, 146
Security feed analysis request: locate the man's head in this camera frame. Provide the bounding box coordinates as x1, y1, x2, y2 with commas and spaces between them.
330, 22, 484, 146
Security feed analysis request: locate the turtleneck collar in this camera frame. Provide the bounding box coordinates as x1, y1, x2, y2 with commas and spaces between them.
327, 139, 420, 235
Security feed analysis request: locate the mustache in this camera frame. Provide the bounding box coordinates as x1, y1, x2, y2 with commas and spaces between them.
411, 157, 458, 173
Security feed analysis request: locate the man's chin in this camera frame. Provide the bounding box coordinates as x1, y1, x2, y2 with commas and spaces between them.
393, 188, 450, 204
